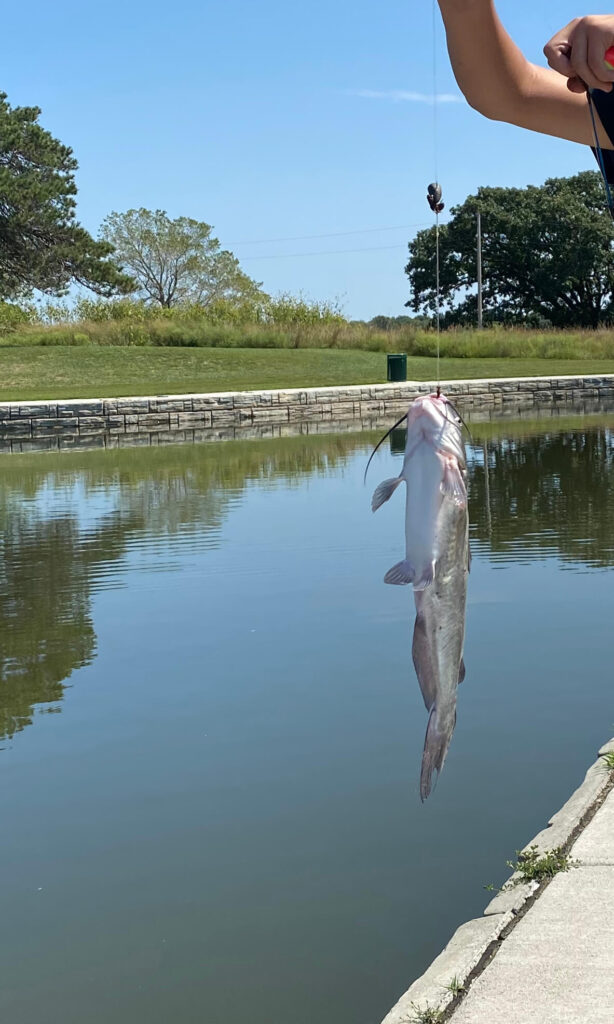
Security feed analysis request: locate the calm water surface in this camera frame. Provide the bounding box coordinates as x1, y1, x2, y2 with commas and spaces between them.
1, 415, 614, 1024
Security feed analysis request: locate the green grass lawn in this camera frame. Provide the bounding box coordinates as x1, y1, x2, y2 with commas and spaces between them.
2, 346, 614, 400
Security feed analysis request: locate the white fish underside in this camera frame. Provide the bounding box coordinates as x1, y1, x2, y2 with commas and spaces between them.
372, 395, 469, 800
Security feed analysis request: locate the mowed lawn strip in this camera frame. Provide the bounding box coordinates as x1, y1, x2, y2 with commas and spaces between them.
2, 346, 614, 401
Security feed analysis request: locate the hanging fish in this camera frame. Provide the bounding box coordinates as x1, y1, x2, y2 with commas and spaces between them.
369, 394, 469, 800
427, 182, 445, 214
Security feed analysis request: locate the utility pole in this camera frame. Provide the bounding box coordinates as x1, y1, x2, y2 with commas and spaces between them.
476, 210, 483, 330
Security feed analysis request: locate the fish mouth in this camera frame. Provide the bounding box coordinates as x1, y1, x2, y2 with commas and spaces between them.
408, 394, 449, 428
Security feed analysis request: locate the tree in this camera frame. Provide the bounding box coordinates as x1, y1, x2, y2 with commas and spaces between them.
0, 92, 132, 299
406, 172, 614, 328
100, 208, 264, 308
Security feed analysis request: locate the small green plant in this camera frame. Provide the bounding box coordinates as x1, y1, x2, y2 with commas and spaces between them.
599, 751, 614, 773
444, 976, 465, 996
404, 1003, 444, 1024
485, 845, 575, 893
506, 845, 574, 886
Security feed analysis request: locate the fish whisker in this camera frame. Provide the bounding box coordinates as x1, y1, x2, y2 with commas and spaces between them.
363, 412, 408, 484
443, 398, 473, 444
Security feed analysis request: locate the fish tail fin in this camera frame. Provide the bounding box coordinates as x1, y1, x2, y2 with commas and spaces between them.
420, 705, 456, 802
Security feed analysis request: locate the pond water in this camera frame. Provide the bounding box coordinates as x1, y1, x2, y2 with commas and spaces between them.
1, 413, 614, 1024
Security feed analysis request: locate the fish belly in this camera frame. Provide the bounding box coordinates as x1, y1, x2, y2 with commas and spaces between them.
404, 443, 444, 584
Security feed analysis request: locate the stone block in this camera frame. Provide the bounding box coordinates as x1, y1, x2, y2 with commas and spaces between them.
275, 390, 304, 405
572, 790, 614, 864
176, 411, 212, 428
114, 399, 151, 415
252, 407, 289, 423
0, 419, 33, 436
60, 435, 105, 450
234, 392, 273, 407
148, 398, 192, 412
360, 401, 386, 416
210, 409, 239, 426
32, 417, 79, 435
58, 401, 104, 417
192, 394, 234, 409
78, 417, 107, 434
333, 402, 358, 418
137, 413, 171, 430
10, 403, 58, 418
105, 415, 125, 431
289, 405, 323, 421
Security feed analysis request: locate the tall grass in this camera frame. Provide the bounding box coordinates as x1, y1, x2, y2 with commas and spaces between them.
3, 297, 614, 358
7, 320, 614, 359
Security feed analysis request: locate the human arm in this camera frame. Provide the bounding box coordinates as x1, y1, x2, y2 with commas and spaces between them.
437, 0, 613, 147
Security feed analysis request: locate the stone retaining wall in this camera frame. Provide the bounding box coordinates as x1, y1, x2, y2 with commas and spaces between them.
1, 374, 614, 453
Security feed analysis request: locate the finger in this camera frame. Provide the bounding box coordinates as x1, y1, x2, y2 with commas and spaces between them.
567, 76, 588, 94
544, 39, 574, 77
588, 34, 614, 88
570, 29, 607, 90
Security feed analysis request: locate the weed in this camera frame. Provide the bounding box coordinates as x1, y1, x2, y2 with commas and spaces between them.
485, 845, 575, 893
404, 1003, 444, 1024
443, 976, 465, 996
505, 845, 575, 887
599, 751, 614, 773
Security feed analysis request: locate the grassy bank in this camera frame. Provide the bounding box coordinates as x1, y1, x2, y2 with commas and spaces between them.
2, 347, 614, 401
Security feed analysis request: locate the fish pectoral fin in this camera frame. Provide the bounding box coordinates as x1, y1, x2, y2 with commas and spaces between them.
413, 561, 435, 592
371, 476, 403, 512
384, 559, 415, 585
458, 657, 466, 684
441, 461, 467, 507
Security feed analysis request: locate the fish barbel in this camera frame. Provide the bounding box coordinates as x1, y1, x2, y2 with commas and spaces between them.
371, 394, 469, 800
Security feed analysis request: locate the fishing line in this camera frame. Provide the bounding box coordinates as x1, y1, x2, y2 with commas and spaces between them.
428, 0, 443, 395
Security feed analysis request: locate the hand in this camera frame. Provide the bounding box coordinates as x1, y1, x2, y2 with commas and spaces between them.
544, 15, 614, 93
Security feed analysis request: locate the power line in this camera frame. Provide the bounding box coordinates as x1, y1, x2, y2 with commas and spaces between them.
240, 242, 411, 261
228, 221, 430, 245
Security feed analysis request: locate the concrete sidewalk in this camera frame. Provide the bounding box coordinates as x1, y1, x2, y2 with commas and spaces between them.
451, 784, 614, 1024
381, 740, 614, 1024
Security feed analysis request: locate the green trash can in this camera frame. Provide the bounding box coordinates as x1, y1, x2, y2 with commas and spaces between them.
387, 353, 407, 382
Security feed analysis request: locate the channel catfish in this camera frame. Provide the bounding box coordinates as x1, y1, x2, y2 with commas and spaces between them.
371, 394, 469, 800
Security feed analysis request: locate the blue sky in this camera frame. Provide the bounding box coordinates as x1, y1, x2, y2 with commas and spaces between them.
4, 1, 610, 318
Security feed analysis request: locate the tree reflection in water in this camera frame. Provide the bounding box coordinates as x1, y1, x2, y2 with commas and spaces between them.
0, 435, 360, 745
0, 420, 613, 745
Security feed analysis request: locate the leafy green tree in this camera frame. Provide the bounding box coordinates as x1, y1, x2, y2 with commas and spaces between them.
0, 92, 133, 299
100, 208, 264, 308
406, 172, 614, 328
